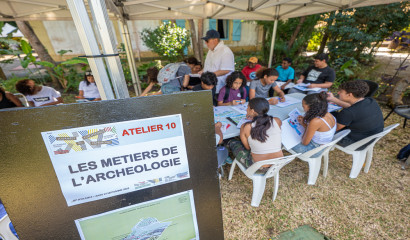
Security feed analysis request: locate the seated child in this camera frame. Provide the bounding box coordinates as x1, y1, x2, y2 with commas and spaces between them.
227, 97, 283, 169
187, 60, 202, 90
291, 92, 337, 155
275, 57, 295, 91
249, 68, 286, 105
217, 71, 247, 106
0, 87, 23, 109
289, 53, 335, 95
140, 67, 160, 96
15, 79, 63, 107
192, 71, 217, 106
76, 72, 101, 101
241, 57, 262, 84
331, 80, 384, 147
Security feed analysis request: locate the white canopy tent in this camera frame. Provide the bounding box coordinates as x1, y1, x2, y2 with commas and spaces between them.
0, 0, 404, 99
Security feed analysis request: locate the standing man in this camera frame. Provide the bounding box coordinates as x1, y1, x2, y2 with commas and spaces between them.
242, 57, 262, 84
275, 57, 295, 91
201, 30, 235, 94
289, 53, 335, 94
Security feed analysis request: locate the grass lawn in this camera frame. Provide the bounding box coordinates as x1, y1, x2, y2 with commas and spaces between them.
220, 105, 409, 240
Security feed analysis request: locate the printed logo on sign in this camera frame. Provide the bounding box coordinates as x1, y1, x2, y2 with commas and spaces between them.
47, 126, 119, 156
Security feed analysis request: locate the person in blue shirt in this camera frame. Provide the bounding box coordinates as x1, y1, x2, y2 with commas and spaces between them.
275, 57, 295, 91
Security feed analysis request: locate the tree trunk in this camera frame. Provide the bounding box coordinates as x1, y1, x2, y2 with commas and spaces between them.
197, 19, 204, 64
0, 67, 6, 80
318, 12, 335, 55
390, 78, 410, 106
288, 16, 306, 49
188, 19, 200, 61
390, 53, 410, 106
261, 26, 267, 63
16, 21, 62, 89
318, 30, 329, 55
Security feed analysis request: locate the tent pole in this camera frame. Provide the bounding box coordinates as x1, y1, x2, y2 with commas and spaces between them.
88, 0, 130, 99
119, 21, 142, 96
268, 6, 279, 68
65, 0, 114, 100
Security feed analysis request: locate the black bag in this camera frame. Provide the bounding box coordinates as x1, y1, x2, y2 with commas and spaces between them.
397, 144, 410, 161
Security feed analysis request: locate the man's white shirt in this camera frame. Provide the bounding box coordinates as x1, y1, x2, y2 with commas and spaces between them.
203, 41, 235, 93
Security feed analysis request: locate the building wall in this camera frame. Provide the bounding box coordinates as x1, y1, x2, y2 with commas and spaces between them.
31, 19, 262, 61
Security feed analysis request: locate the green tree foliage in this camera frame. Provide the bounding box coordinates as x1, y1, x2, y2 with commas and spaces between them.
141, 22, 190, 62
257, 15, 320, 67
325, 2, 410, 63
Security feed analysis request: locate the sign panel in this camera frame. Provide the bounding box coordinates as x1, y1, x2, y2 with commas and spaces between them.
75, 190, 199, 240
41, 114, 190, 206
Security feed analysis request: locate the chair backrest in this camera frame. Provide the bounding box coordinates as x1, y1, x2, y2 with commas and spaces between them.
298, 130, 351, 159
13, 93, 29, 107
343, 124, 399, 151
358, 80, 379, 98
0, 215, 18, 240
244, 154, 300, 178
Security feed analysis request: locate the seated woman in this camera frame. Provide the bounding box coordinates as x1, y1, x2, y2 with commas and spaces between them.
227, 98, 283, 169
76, 72, 101, 101
217, 71, 247, 106
291, 92, 337, 155
15, 79, 63, 107
249, 67, 286, 105
0, 87, 23, 109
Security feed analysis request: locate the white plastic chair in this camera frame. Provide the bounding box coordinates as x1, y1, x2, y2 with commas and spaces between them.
334, 124, 399, 178
287, 130, 351, 185
0, 215, 18, 240
228, 154, 300, 207
13, 93, 29, 107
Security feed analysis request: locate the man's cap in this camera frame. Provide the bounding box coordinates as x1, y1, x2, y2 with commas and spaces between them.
248, 57, 258, 63
202, 29, 220, 41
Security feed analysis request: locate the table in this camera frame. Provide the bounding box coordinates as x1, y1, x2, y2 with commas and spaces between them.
215, 93, 306, 139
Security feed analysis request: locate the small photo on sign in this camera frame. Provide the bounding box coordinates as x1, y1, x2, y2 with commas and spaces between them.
75, 190, 199, 240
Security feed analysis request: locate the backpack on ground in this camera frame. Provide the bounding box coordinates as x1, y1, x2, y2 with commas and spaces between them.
157, 62, 185, 85
397, 144, 410, 161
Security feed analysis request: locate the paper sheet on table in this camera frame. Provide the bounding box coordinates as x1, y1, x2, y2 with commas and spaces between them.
272, 95, 302, 108
281, 118, 303, 150
237, 118, 251, 129
328, 103, 342, 112
275, 81, 295, 90
231, 102, 249, 114
294, 83, 321, 92
281, 108, 305, 150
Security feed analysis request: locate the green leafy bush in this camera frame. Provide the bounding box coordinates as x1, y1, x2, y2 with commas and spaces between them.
141, 22, 190, 62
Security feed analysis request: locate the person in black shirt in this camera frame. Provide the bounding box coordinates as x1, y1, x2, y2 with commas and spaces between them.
330, 80, 384, 147
289, 53, 335, 94
0, 87, 23, 109
193, 71, 217, 106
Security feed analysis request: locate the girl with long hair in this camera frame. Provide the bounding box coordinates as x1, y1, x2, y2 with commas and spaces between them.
76, 72, 101, 101
291, 92, 336, 154
217, 71, 247, 106
227, 97, 283, 169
